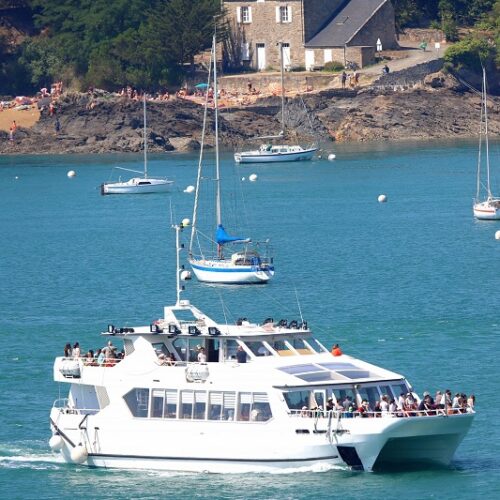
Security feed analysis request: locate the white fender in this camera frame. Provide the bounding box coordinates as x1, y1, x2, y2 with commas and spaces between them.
49, 434, 64, 452
70, 444, 88, 464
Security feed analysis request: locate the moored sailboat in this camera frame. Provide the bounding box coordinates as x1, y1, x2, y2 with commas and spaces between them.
101, 95, 173, 195
473, 68, 500, 220
188, 36, 274, 284
234, 42, 317, 164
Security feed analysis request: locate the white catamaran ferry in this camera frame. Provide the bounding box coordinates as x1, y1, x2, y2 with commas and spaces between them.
49, 225, 474, 472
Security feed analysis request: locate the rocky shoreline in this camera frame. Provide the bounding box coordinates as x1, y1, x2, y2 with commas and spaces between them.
1, 68, 498, 155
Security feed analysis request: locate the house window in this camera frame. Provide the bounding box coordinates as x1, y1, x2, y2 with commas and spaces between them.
238, 6, 252, 24
276, 5, 292, 23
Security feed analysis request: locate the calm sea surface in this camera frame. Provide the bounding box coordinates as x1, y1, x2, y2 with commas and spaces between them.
0, 141, 499, 498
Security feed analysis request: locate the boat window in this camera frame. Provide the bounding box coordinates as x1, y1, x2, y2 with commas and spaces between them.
164, 389, 177, 418
237, 392, 252, 421
271, 340, 293, 356
280, 364, 318, 375
289, 338, 313, 354
391, 382, 409, 399
245, 341, 271, 357
251, 393, 272, 421
194, 391, 207, 420
180, 390, 194, 419
283, 390, 311, 410
150, 389, 165, 418
152, 342, 170, 357
330, 388, 357, 408
123, 388, 149, 418
336, 370, 372, 379
138, 181, 151, 185
172, 309, 198, 324
223, 392, 236, 420
356, 386, 380, 408
313, 390, 325, 409
225, 339, 239, 360
378, 384, 395, 400
208, 391, 223, 420
172, 338, 188, 361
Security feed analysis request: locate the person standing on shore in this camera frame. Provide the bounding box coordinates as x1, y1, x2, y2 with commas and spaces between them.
341, 71, 347, 89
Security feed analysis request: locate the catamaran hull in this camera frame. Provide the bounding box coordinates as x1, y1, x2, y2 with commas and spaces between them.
190, 262, 274, 284
473, 202, 500, 220
336, 412, 474, 471
101, 181, 173, 195
234, 148, 317, 164
51, 409, 472, 473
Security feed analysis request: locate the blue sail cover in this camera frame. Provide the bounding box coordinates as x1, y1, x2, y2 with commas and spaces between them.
216, 224, 250, 245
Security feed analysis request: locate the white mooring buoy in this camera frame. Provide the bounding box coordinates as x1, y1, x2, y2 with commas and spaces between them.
67, 170, 76, 178
181, 218, 190, 227
184, 185, 195, 194
378, 194, 388, 203
495, 230, 500, 241
249, 173, 258, 182
328, 154, 336, 161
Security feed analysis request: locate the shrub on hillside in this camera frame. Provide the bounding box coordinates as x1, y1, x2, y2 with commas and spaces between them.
323, 61, 344, 72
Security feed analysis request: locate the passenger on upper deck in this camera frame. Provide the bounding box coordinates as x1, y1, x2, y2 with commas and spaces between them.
72, 342, 81, 358
236, 346, 247, 364
197, 347, 207, 363
64, 343, 72, 357
331, 344, 342, 356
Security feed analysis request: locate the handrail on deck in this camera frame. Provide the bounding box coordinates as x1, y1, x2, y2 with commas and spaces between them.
289, 408, 474, 419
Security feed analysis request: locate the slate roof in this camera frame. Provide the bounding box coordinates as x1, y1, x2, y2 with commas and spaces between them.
305, 0, 388, 48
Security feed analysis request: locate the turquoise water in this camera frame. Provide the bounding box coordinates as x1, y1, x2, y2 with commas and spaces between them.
0, 141, 499, 498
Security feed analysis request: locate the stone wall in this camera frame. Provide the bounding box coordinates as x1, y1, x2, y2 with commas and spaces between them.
349, 0, 397, 50
398, 28, 445, 43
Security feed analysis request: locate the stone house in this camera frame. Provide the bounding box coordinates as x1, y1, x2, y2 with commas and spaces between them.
223, 0, 398, 70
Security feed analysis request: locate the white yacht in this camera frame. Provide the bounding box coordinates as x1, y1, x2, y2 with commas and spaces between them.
49, 225, 474, 473
101, 96, 173, 195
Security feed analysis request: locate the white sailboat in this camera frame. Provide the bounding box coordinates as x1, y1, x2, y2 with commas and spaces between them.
188, 36, 274, 284
234, 42, 317, 164
473, 68, 500, 220
101, 96, 173, 195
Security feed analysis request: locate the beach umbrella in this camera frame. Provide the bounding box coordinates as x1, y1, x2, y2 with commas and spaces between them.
195, 83, 209, 89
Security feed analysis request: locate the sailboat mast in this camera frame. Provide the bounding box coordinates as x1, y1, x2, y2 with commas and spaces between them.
279, 42, 285, 135
213, 33, 222, 227
189, 41, 214, 256
143, 94, 148, 179
483, 68, 491, 198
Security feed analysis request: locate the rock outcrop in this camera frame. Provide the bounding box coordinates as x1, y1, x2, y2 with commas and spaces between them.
1, 70, 498, 154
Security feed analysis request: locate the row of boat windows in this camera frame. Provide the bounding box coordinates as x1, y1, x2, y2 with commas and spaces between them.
124, 388, 273, 422
284, 383, 410, 411
153, 336, 326, 363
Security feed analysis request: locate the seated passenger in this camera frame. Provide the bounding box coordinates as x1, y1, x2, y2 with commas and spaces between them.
97, 350, 105, 365
331, 344, 342, 356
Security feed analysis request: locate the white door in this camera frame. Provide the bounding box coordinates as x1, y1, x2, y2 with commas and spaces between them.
256, 43, 266, 71
282, 43, 291, 69
324, 49, 333, 64
305, 50, 315, 71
